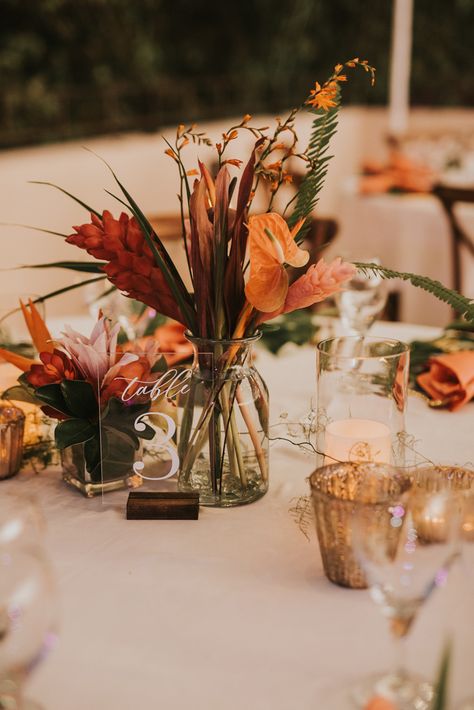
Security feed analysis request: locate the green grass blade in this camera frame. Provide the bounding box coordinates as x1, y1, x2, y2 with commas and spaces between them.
431, 640, 451, 710
29, 181, 102, 218
17, 261, 106, 274
0, 222, 69, 237
0, 276, 107, 325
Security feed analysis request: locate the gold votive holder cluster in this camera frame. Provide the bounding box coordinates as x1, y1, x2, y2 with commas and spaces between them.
0, 403, 25, 480
412, 466, 474, 544
309, 462, 411, 589
310, 462, 474, 589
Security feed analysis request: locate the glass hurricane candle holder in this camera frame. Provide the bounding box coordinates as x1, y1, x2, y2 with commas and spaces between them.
0, 404, 25, 480
309, 462, 411, 589
316, 336, 409, 467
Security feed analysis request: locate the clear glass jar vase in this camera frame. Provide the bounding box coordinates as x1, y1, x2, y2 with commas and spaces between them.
61, 441, 143, 498
177, 333, 269, 507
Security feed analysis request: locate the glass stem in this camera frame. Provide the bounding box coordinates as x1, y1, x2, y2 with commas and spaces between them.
391, 624, 409, 680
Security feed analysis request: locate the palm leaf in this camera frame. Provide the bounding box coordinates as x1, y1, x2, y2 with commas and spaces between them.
18, 261, 106, 274
287, 87, 340, 238
29, 181, 102, 218
356, 262, 474, 322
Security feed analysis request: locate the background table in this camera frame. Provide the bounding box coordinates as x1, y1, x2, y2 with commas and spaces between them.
4, 321, 474, 709
333, 190, 474, 326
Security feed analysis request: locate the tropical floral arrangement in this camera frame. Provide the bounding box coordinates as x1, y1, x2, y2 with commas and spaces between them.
0, 301, 162, 489
7, 58, 474, 505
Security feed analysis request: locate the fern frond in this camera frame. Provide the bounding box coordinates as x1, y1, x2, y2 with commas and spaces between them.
356, 262, 474, 323
287, 90, 340, 239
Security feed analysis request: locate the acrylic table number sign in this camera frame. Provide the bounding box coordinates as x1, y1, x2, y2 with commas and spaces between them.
94, 349, 213, 509
316, 336, 410, 467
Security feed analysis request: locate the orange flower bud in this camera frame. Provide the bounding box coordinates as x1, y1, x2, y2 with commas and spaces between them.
223, 159, 243, 168
186, 169, 199, 176
165, 148, 177, 161
228, 130, 239, 140
242, 114, 252, 124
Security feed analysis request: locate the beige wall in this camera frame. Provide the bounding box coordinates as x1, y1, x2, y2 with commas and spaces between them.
0, 106, 472, 319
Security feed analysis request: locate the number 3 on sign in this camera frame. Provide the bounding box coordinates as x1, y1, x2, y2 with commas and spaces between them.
132, 412, 180, 481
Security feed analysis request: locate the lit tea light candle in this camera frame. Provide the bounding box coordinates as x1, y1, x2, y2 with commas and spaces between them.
324, 418, 392, 464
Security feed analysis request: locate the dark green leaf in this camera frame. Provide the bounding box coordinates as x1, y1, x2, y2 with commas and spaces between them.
55, 418, 97, 449
83, 436, 102, 481
29, 181, 102, 218
1, 385, 39, 405
60, 380, 98, 419
35, 383, 71, 415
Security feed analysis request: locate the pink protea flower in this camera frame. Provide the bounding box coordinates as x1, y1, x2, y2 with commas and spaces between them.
258, 257, 356, 323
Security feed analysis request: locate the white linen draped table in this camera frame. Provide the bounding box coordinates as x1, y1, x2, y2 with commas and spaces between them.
3, 321, 474, 710
333, 189, 474, 326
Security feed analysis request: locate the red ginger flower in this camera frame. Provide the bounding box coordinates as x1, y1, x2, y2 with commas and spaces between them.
26, 349, 79, 388
67, 211, 185, 324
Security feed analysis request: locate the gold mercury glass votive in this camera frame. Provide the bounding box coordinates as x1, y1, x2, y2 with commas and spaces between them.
0, 403, 25, 480
309, 462, 411, 589
412, 466, 474, 544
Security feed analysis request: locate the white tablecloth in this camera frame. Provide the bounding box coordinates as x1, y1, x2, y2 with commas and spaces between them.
4, 321, 474, 709
333, 191, 474, 327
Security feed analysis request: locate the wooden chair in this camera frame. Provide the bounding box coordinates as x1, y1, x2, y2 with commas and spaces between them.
432, 184, 474, 294
147, 214, 183, 241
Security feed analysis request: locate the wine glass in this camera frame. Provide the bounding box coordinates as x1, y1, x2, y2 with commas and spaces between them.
351, 472, 463, 709
335, 258, 387, 336
0, 545, 57, 709
0, 493, 45, 549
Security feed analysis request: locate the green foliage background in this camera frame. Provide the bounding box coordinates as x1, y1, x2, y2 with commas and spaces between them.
1, 0, 473, 148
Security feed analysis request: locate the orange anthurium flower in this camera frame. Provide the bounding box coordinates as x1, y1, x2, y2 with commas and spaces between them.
245, 213, 309, 312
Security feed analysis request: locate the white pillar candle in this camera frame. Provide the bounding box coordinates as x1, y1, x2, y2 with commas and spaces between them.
388, 0, 414, 137
324, 418, 392, 465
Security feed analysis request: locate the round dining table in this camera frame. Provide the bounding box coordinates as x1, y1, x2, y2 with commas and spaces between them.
3, 319, 474, 710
